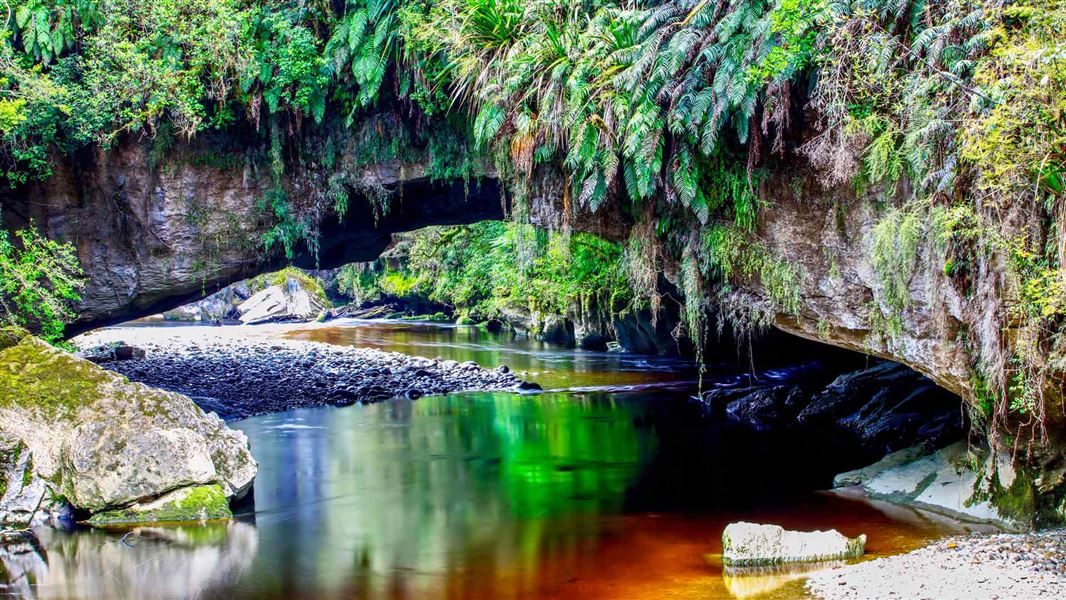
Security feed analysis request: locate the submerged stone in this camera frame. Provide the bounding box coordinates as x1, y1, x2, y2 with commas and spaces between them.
721, 522, 866, 567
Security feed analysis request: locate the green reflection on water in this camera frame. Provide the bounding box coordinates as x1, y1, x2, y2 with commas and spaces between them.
236, 391, 655, 598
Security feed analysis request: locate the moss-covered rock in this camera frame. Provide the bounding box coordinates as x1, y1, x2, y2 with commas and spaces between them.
0, 331, 256, 527
88, 484, 231, 526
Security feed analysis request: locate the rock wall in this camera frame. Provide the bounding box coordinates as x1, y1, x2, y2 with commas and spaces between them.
0, 129, 1053, 409
0, 125, 505, 334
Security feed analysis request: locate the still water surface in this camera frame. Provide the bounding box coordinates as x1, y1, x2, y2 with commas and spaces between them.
4, 320, 968, 599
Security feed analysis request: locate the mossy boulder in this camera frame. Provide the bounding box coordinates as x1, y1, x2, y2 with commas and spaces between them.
0, 328, 256, 527
61, 423, 218, 513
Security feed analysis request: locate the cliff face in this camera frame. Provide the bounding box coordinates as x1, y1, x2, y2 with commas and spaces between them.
1, 127, 505, 333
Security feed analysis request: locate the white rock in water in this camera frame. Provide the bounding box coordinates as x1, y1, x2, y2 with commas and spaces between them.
722, 522, 866, 567
238, 279, 325, 324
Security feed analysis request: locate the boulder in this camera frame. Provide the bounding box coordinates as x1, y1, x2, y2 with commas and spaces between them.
724, 385, 806, 430
707, 361, 965, 457
162, 282, 250, 322
113, 345, 146, 360
799, 362, 965, 454
0, 329, 256, 527
722, 522, 866, 567
238, 277, 327, 324
831, 440, 1026, 530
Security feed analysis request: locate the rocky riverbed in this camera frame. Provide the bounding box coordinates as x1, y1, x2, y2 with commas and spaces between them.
75, 326, 536, 420
806, 530, 1066, 600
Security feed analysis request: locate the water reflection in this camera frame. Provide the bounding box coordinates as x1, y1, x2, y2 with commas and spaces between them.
3, 391, 964, 600
236, 392, 655, 599
1, 522, 257, 599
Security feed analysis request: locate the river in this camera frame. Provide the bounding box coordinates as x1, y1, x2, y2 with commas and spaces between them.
3, 320, 975, 599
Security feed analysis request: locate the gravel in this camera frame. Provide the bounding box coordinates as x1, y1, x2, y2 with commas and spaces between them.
806, 530, 1066, 600
75, 326, 537, 420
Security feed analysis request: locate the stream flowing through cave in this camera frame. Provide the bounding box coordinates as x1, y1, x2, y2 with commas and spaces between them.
8, 320, 978, 599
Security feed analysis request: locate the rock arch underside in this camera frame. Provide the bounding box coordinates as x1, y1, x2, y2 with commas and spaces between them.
3, 112, 1064, 527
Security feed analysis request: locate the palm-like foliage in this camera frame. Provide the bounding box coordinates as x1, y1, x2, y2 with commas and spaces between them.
422, 0, 822, 222
325, 0, 400, 119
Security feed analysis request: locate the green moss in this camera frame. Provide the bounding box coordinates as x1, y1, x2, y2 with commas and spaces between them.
0, 327, 27, 351
400, 312, 450, 322
248, 267, 330, 305
87, 484, 231, 526
20, 454, 32, 488
455, 315, 476, 325
0, 335, 116, 418
188, 149, 243, 171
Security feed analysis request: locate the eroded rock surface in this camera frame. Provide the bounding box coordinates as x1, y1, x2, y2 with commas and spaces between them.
833, 440, 1034, 530
702, 361, 966, 455
238, 278, 328, 324
0, 329, 256, 528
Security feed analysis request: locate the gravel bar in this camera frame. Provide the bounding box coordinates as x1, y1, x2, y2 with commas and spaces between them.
75, 326, 538, 420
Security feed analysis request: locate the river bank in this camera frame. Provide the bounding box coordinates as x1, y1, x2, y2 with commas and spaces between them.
806, 529, 1066, 599
74, 324, 533, 420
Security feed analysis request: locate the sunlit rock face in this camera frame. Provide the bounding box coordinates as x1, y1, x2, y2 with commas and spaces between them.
0, 522, 258, 599
0, 330, 256, 526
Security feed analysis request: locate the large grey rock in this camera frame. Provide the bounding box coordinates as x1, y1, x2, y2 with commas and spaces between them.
61, 423, 217, 512
0, 330, 256, 526
164, 282, 252, 322
722, 522, 866, 567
